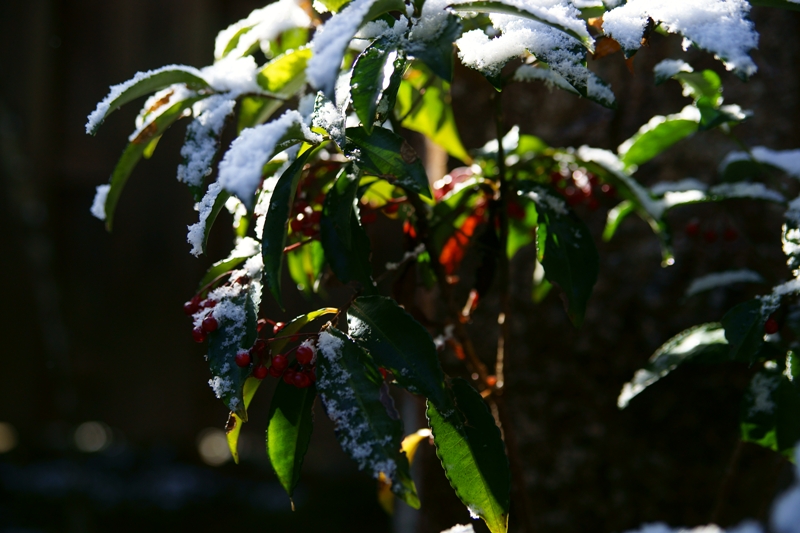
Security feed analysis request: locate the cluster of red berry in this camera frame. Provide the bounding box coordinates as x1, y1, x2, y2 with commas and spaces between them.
290, 199, 322, 237
684, 220, 739, 243
254, 319, 317, 388
550, 169, 615, 210
184, 295, 219, 342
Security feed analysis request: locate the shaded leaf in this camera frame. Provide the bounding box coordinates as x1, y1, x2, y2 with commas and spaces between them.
263, 149, 314, 308
351, 38, 400, 134
348, 296, 450, 409
741, 367, 800, 456
345, 127, 432, 198
287, 240, 326, 295
723, 299, 767, 363
198, 238, 261, 290
427, 379, 510, 533
517, 182, 598, 327
404, 15, 462, 82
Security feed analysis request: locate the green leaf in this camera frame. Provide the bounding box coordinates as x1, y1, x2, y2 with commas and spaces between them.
225, 377, 261, 464
347, 295, 450, 409
674, 70, 722, 106
345, 127, 432, 198
741, 367, 800, 456
507, 198, 537, 259
86, 68, 209, 135
351, 38, 401, 134
618, 107, 699, 169
287, 240, 326, 295
517, 183, 599, 327
427, 378, 510, 533
748, 0, 800, 10
618, 323, 729, 408
602, 200, 635, 242
395, 65, 472, 163
722, 299, 767, 363
316, 0, 351, 12
267, 380, 316, 499
198, 238, 261, 291
257, 47, 312, 95
201, 189, 232, 254
317, 327, 419, 508
263, 149, 314, 308
207, 287, 259, 419
403, 15, 462, 82
449, 0, 594, 52
320, 170, 377, 293
103, 95, 206, 230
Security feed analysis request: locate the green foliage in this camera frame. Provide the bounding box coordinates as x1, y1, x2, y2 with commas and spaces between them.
87, 0, 800, 529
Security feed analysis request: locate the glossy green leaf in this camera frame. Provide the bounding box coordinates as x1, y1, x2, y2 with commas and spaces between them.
263, 149, 314, 308
267, 380, 316, 499
618, 323, 729, 408
517, 183, 598, 327
674, 70, 722, 106
351, 38, 400, 134
427, 378, 510, 533
345, 127, 432, 198
347, 296, 450, 409
741, 367, 800, 456
316, 0, 350, 11
450, 0, 594, 52
403, 15, 462, 81
618, 109, 699, 169
287, 240, 326, 295
395, 65, 471, 163
103, 96, 206, 231
317, 327, 419, 508
87, 69, 209, 135
722, 299, 767, 363
320, 173, 377, 293
207, 288, 259, 419
507, 198, 538, 259
200, 189, 231, 254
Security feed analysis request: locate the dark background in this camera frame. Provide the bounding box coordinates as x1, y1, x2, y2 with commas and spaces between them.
1, 1, 799, 532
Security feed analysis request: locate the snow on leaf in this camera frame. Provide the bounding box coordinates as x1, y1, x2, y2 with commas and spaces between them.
719, 147, 800, 179
177, 95, 237, 187
90, 185, 111, 221
213, 0, 311, 61
187, 182, 224, 256
685, 270, 764, 298
653, 58, 693, 84
217, 110, 321, 208
603, 0, 758, 78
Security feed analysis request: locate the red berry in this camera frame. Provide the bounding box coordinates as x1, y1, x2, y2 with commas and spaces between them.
764, 318, 780, 335
379, 367, 388, 379
273, 322, 286, 334
202, 299, 217, 309
283, 369, 296, 384
703, 230, 718, 244
564, 186, 583, 206
507, 201, 526, 220
302, 225, 317, 237
269, 365, 283, 378
383, 202, 400, 214
586, 197, 600, 211
257, 318, 268, 332
202, 315, 219, 333
192, 327, 207, 343
685, 220, 700, 237
235, 351, 251, 368
486, 375, 498, 387
361, 211, 378, 224
306, 367, 316, 383
724, 228, 738, 241
271, 354, 288, 371
295, 200, 309, 213
296, 344, 314, 365
293, 372, 311, 388
253, 365, 268, 380
184, 296, 201, 315
291, 217, 304, 233
309, 211, 322, 225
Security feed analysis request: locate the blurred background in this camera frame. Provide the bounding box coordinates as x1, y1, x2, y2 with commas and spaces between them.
1, 1, 799, 532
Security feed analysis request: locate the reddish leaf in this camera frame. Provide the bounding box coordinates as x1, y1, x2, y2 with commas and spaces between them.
439, 212, 484, 275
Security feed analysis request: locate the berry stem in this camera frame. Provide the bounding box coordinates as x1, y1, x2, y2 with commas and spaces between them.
283, 236, 316, 254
